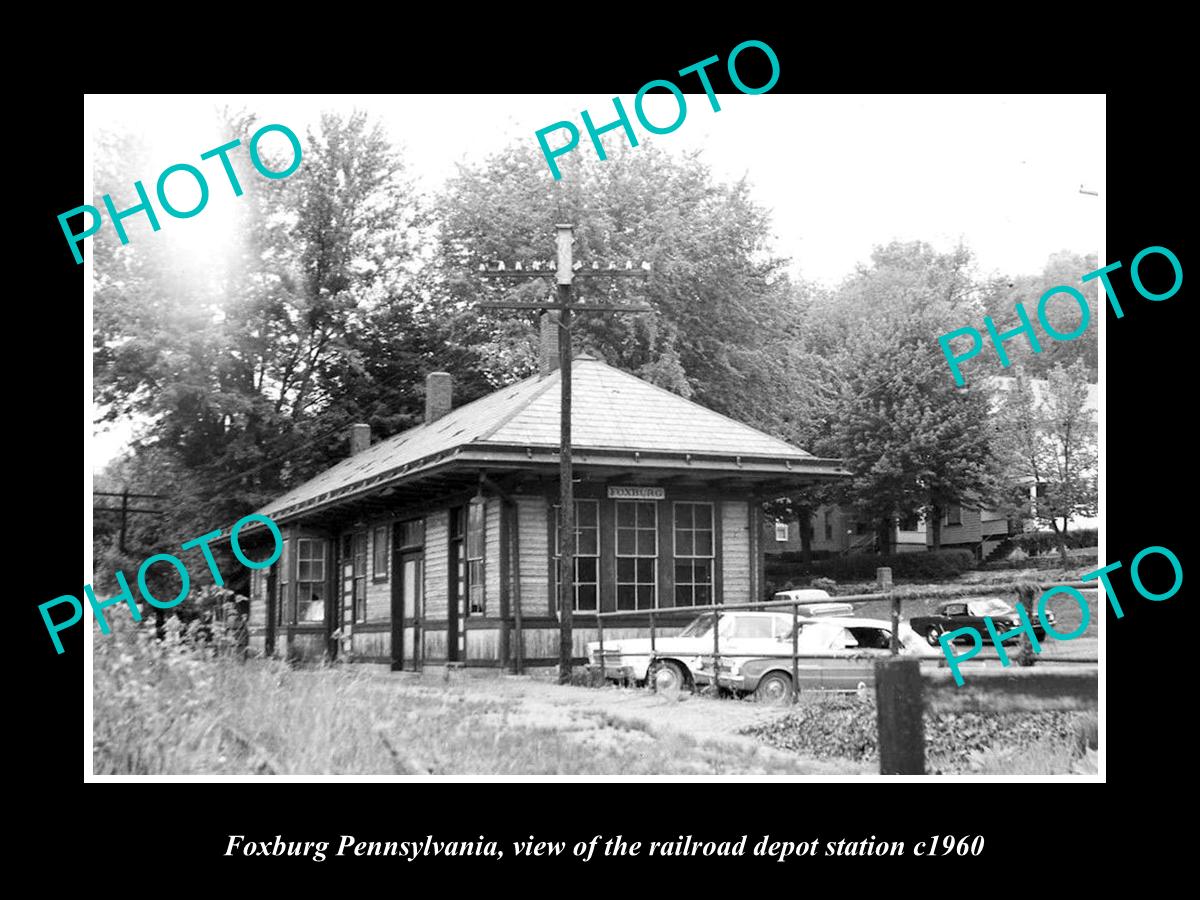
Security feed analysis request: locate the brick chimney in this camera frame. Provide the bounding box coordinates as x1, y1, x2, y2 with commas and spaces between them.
349, 423, 371, 455
539, 312, 560, 376
426, 371, 453, 423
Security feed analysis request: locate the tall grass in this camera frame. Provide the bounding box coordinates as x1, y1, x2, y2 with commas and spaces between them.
93, 618, 814, 775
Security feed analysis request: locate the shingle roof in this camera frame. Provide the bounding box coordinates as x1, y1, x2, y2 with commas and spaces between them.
257, 355, 832, 520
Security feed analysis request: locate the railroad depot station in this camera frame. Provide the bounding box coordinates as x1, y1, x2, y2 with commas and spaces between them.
241, 320, 845, 669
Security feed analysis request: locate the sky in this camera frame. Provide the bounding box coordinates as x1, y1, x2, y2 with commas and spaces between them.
86, 93, 1105, 466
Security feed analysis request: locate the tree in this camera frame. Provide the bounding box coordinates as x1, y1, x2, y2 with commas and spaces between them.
93, 109, 431, 553
997, 360, 1097, 563
423, 142, 820, 441
976, 250, 1099, 382
828, 242, 1002, 551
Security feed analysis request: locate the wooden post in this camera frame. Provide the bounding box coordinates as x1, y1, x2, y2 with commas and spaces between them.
878, 567, 898, 653
790, 601, 799, 704
1016, 580, 1038, 667
556, 226, 575, 683
712, 606, 721, 692
596, 611, 605, 682
875, 657, 925, 774
474, 224, 651, 684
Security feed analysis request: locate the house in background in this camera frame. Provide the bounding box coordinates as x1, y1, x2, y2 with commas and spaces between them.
765, 376, 1098, 561
235, 317, 845, 669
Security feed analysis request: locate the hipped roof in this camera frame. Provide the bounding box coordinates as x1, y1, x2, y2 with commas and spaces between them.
256, 355, 844, 524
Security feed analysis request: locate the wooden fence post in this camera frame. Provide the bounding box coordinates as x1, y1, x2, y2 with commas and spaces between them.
1015, 581, 1038, 667
878, 567, 898, 654
875, 657, 925, 774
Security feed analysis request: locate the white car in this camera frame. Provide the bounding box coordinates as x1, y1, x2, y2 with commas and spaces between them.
586, 611, 797, 693
693, 616, 944, 704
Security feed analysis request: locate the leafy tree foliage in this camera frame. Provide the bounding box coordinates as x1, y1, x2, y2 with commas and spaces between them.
996, 360, 1097, 562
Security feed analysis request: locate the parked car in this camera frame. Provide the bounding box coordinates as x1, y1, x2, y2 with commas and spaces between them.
910, 598, 1055, 646
693, 617, 943, 705
770, 590, 851, 618
585, 611, 794, 692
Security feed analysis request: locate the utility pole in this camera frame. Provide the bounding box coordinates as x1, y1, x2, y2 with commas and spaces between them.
479, 224, 650, 682
93, 489, 166, 553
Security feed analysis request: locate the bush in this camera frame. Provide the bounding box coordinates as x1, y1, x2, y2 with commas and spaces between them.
766, 549, 976, 585
1012, 529, 1098, 556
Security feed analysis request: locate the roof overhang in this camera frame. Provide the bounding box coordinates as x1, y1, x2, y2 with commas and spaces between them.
248, 441, 847, 530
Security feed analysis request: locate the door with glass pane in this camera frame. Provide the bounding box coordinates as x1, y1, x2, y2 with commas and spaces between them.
400, 552, 423, 669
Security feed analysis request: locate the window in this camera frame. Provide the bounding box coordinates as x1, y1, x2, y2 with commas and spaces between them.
847, 627, 892, 650
295, 538, 327, 624
721, 615, 774, 639
554, 499, 600, 611
944, 504, 963, 526
466, 498, 486, 615
824, 511, 833, 541
616, 500, 657, 610
674, 502, 713, 607
774, 521, 789, 542
372, 524, 389, 582
398, 519, 424, 549
898, 513, 919, 531
342, 532, 367, 623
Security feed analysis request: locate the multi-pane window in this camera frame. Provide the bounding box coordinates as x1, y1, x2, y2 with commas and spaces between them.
466, 499, 486, 615
295, 538, 327, 623
372, 524, 388, 582
674, 502, 714, 607
616, 500, 657, 610
824, 511, 833, 541
554, 499, 600, 611
944, 504, 963, 526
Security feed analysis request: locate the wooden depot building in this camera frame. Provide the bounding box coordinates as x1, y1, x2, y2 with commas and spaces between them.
242, 321, 844, 670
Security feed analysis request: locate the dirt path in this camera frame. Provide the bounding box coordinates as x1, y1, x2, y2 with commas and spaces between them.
383, 669, 870, 774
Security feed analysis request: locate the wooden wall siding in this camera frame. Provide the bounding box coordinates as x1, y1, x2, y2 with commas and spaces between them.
517, 495, 549, 616
485, 498, 501, 606
249, 570, 268, 627
467, 628, 501, 661
289, 630, 325, 662
423, 627, 448, 661
721, 500, 751, 604
424, 510, 450, 620
935, 507, 983, 548
352, 629, 390, 661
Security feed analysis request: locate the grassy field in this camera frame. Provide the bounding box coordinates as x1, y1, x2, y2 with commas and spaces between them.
93, 622, 817, 776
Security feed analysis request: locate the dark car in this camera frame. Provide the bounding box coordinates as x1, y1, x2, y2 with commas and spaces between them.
910, 598, 1054, 646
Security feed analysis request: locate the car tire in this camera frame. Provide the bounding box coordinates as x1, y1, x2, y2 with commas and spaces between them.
647, 660, 691, 695
925, 626, 944, 647
754, 672, 794, 706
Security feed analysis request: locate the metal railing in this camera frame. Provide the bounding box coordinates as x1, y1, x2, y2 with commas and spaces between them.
590, 579, 1099, 699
